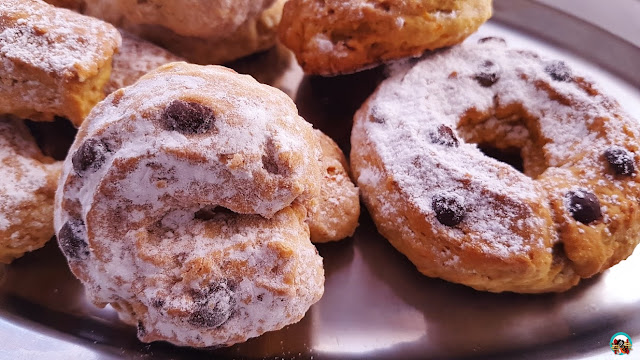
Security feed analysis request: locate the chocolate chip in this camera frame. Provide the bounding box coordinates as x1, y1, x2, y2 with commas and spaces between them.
604, 147, 636, 176
72, 139, 109, 174
137, 321, 146, 337
478, 37, 506, 45
474, 60, 500, 87
188, 281, 235, 328
58, 219, 89, 260
566, 190, 602, 224
430, 125, 459, 147
545, 60, 572, 82
369, 106, 386, 124
151, 298, 165, 308
370, 114, 385, 123
432, 193, 466, 227
161, 100, 216, 134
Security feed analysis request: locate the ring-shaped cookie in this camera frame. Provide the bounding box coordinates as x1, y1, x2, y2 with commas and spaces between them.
351, 39, 640, 293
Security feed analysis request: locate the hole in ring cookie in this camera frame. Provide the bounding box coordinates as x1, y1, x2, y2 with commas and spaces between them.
477, 144, 524, 173
457, 106, 548, 179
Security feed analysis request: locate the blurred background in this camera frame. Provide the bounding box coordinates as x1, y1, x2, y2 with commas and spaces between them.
535, 0, 640, 46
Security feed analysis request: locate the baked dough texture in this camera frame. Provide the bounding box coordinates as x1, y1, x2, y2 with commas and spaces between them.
308, 130, 360, 243
46, 0, 286, 65
279, 0, 492, 75
83, 0, 275, 39
105, 31, 183, 94
0, 0, 121, 126
0, 117, 61, 264
121, 0, 287, 65
55, 62, 332, 347
351, 39, 640, 293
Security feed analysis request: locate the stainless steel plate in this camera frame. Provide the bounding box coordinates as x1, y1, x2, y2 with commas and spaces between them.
1, 1, 639, 359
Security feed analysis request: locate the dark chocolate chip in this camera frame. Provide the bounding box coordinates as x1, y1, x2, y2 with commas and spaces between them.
432, 193, 466, 227
566, 190, 602, 224
369, 106, 386, 124
370, 114, 385, 123
478, 37, 506, 45
545, 60, 572, 82
137, 321, 146, 337
474, 60, 501, 87
58, 219, 90, 260
430, 125, 459, 147
151, 298, 165, 308
72, 139, 109, 174
604, 147, 636, 176
188, 281, 235, 328
161, 100, 216, 134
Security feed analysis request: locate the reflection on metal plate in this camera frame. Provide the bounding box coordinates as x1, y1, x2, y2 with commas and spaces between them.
0, 1, 639, 359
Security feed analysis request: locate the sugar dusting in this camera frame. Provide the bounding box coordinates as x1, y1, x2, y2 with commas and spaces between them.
0, 118, 58, 231
0, 0, 120, 80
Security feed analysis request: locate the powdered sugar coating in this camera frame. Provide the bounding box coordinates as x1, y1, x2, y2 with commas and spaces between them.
0, 0, 121, 125
0, 117, 60, 263
0, 0, 120, 80
54, 63, 325, 347
351, 40, 640, 292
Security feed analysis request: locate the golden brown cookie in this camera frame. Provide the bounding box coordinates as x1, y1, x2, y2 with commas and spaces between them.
0, 117, 61, 264
83, 0, 276, 39
279, 0, 492, 75
47, 0, 285, 64
105, 31, 183, 94
308, 130, 360, 243
121, 0, 287, 65
55, 62, 327, 347
351, 39, 640, 293
0, 0, 121, 126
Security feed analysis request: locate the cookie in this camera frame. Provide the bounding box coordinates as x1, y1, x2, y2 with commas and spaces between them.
308, 130, 360, 243
55, 62, 328, 347
46, 0, 285, 64
105, 30, 183, 94
122, 0, 287, 65
279, 0, 492, 75
351, 39, 640, 293
0, 0, 121, 126
0, 117, 61, 264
